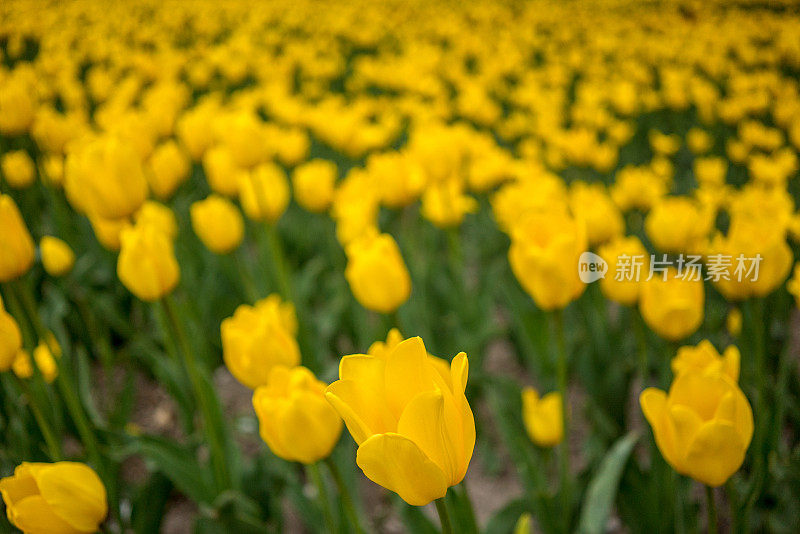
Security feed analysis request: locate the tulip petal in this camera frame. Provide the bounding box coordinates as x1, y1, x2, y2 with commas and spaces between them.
326, 383, 375, 445
385, 337, 436, 420
279, 393, 341, 464
397, 390, 459, 483
668, 404, 703, 461
356, 433, 448, 506
35, 462, 107, 532
722, 346, 740, 382
9, 495, 77, 534
639, 388, 667, 425
450, 352, 468, 394
684, 421, 748, 487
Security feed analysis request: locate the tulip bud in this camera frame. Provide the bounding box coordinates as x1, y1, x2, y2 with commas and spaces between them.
147, 140, 190, 200
640, 371, 753, 487
221, 295, 301, 389
253, 366, 342, 464
639, 268, 704, 341
40, 236, 75, 277
239, 162, 289, 223
344, 232, 411, 314
0, 195, 35, 283
190, 195, 245, 254
13, 337, 59, 383
117, 224, 180, 302
89, 215, 131, 251
1, 150, 36, 189
645, 197, 713, 254
522, 387, 563, 447
0, 301, 22, 371
508, 209, 587, 310
326, 336, 475, 506
568, 182, 624, 246
420, 178, 478, 229
202, 145, 243, 197
597, 235, 649, 306
0, 461, 108, 534
292, 159, 337, 213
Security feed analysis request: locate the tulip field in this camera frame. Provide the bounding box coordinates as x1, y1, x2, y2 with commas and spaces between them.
2, 0, 800, 532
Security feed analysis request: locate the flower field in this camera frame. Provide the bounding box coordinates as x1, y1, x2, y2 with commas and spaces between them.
1, 0, 800, 532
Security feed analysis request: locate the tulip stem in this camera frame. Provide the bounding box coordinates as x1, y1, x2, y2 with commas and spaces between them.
434, 497, 454, 534
266, 223, 292, 301
324, 457, 366, 534
16, 376, 62, 460
308, 462, 336, 534
705, 485, 718, 534
161, 295, 231, 491
553, 309, 571, 527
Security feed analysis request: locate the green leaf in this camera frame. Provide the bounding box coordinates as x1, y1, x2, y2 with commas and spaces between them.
578, 431, 639, 534
131, 472, 173, 534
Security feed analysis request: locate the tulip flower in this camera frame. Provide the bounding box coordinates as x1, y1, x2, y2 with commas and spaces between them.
147, 140, 190, 200
89, 215, 131, 251
202, 145, 244, 197
292, 159, 337, 213
326, 336, 475, 506
0, 77, 35, 135
0, 195, 35, 283
508, 209, 587, 310
239, 162, 290, 223
568, 182, 624, 246
40, 236, 75, 277
640, 371, 753, 487
64, 135, 149, 219
0, 461, 107, 534
1, 150, 36, 189
344, 232, 411, 314
190, 195, 244, 254
221, 295, 301, 389
133, 201, 178, 242
522, 387, 563, 447
671, 340, 739, 382
0, 298, 22, 371
645, 197, 713, 254
420, 178, 478, 229
117, 223, 180, 302
253, 366, 342, 464
639, 267, 704, 341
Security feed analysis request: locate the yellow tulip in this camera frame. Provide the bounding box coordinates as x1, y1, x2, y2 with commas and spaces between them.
420, 178, 478, 229
221, 295, 300, 389
0, 77, 35, 136
40, 236, 75, 277
508, 209, 587, 310
344, 232, 411, 314
521, 387, 563, 447
253, 366, 342, 464
568, 182, 624, 246
239, 162, 290, 223
0, 195, 35, 283
42, 155, 64, 187
190, 195, 244, 254
671, 340, 739, 382
326, 336, 475, 506
694, 157, 727, 186
89, 216, 131, 252
117, 224, 180, 302
640, 371, 753, 487
0, 461, 108, 534
597, 235, 649, 306
13, 337, 59, 383
726, 307, 743, 336
645, 197, 713, 254
639, 268, 704, 341
201, 145, 243, 197
292, 159, 337, 213
64, 135, 149, 219
147, 140, 190, 200
0, 300, 22, 371
1, 150, 36, 189
687, 128, 712, 154
133, 201, 178, 242
787, 263, 800, 308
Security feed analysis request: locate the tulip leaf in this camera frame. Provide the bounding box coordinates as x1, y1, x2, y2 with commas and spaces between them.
578, 431, 639, 534
131, 472, 173, 534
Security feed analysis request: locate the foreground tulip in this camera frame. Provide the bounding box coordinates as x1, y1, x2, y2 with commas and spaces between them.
672, 340, 739, 382
326, 336, 475, 506
253, 366, 342, 464
0, 195, 35, 283
640, 371, 753, 487
117, 224, 179, 302
221, 295, 300, 389
639, 268, 704, 341
0, 461, 107, 534
522, 387, 563, 447
40, 236, 75, 277
508, 209, 587, 310
0, 298, 22, 371
344, 232, 411, 314
190, 195, 244, 254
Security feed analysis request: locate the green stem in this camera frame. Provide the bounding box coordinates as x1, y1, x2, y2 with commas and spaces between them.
324, 457, 366, 534
434, 497, 454, 534
161, 295, 231, 490
706, 486, 717, 534
14, 376, 62, 460
459, 481, 479, 534
553, 309, 571, 528
743, 298, 766, 523
308, 462, 336, 534
634, 311, 649, 387
266, 223, 292, 301
233, 249, 259, 303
